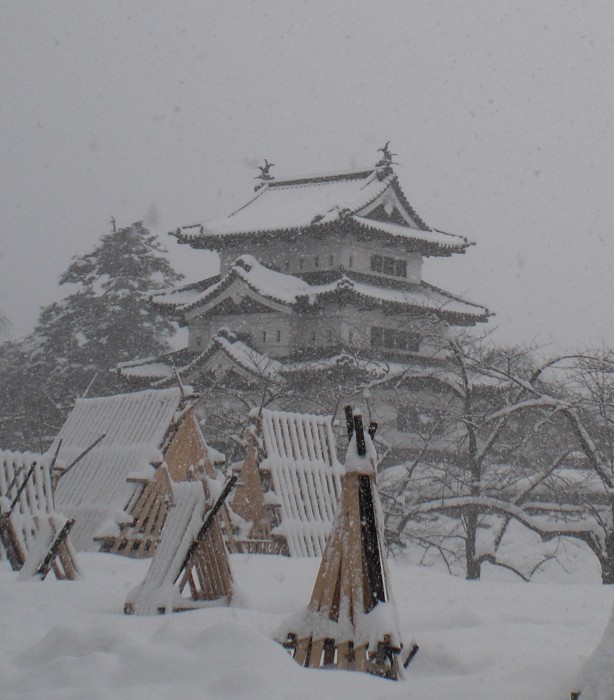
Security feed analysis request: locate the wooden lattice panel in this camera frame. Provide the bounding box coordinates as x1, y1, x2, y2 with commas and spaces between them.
0, 449, 79, 579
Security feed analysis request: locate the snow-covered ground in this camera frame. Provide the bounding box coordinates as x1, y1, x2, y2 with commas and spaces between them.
1, 551, 612, 700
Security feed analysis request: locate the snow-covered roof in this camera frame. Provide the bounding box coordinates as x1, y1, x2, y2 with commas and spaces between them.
119, 330, 282, 387
53, 388, 186, 551
151, 274, 220, 311
160, 255, 490, 323
172, 168, 471, 255
260, 408, 344, 557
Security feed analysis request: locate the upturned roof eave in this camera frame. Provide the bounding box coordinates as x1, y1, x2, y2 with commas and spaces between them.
171, 218, 471, 257
176, 281, 491, 327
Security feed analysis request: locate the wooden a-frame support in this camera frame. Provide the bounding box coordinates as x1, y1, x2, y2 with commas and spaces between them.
231, 424, 283, 554
278, 407, 416, 680
124, 475, 236, 615
96, 407, 237, 557
106, 467, 173, 557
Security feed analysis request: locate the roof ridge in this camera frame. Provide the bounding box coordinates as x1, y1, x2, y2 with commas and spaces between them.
267, 167, 375, 188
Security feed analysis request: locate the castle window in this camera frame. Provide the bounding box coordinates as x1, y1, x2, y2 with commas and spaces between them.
314, 256, 319, 268
371, 254, 408, 278
370, 326, 420, 352
262, 330, 267, 342
349, 256, 353, 268
348, 330, 353, 343
329, 254, 334, 266
276, 329, 281, 343
312, 331, 317, 343
299, 257, 304, 270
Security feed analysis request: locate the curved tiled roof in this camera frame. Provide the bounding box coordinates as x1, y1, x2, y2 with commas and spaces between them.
158, 255, 490, 323
171, 166, 471, 255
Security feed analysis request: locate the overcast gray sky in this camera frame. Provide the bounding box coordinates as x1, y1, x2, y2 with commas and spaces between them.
1, 1, 613, 351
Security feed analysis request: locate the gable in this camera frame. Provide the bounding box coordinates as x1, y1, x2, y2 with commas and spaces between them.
205, 295, 280, 317
184, 277, 290, 321
357, 187, 423, 229
193, 349, 265, 388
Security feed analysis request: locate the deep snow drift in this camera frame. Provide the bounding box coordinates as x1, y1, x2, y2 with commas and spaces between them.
1, 551, 613, 700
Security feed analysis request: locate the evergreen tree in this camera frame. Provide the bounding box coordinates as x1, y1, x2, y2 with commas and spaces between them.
0, 222, 183, 450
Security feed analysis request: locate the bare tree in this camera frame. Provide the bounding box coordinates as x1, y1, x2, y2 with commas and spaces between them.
376, 336, 573, 580
487, 349, 614, 584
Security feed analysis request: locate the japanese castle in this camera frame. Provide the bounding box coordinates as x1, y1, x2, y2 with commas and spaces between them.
121, 147, 490, 420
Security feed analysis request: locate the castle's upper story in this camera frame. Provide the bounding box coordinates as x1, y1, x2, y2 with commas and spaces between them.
171, 163, 473, 282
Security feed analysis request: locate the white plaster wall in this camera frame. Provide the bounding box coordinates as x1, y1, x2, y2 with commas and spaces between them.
218, 235, 422, 282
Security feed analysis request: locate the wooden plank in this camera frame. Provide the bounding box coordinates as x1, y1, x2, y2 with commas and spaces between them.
0, 514, 26, 569
37, 519, 75, 580
294, 638, 310, 666
308, 639, 325, 669
177, 475, 236, 578
336, 641, 350, 670
354, 644, 368, 672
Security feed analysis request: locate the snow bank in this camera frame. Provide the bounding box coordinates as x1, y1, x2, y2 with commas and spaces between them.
1, 553, 613, 700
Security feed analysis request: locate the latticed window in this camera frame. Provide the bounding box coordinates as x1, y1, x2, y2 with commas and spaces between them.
370, 326, 420, 352
371, 254, 408, 278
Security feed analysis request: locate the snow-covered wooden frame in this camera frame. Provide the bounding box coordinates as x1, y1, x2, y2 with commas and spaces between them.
277, 409, 413, 679
93, 399, 236, 557
0, 449, 79, 580
124, 475, 235, 615
231, 408, 344, 557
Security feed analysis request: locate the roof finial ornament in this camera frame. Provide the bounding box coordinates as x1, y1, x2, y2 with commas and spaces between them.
255, 159, 275, 190
376, 141, 397, 178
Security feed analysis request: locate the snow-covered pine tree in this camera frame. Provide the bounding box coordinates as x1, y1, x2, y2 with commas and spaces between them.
0, 222, 183, 450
